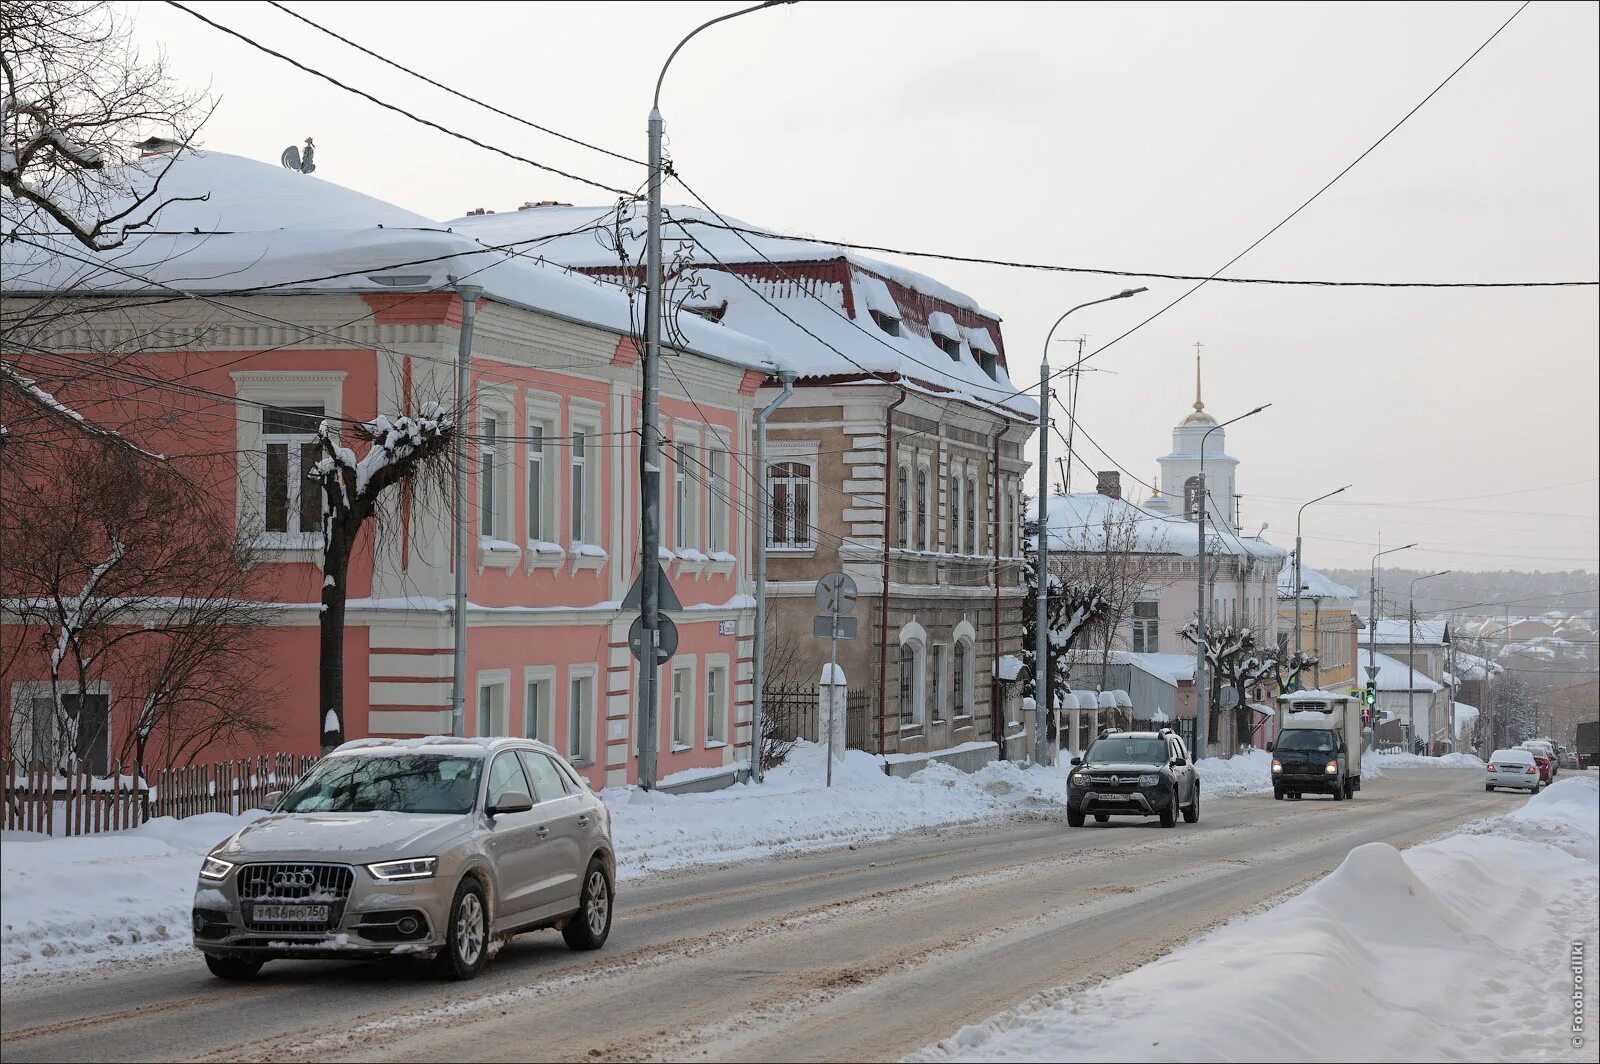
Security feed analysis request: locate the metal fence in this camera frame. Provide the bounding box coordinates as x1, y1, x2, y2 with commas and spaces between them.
2, 753, 319, 838
764, 683, 871, 750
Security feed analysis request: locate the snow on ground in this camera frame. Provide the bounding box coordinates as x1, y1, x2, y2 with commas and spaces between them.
603, 741, 1065, 877
1367, 750, 1487, 770
912, 775, 1599, 1064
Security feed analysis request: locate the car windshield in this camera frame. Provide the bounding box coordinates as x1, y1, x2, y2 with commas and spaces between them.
1277, 730, 1337, 752
1085, 737, 1167, 764
1491, 750, 1532, 764
279, 754, 483, 814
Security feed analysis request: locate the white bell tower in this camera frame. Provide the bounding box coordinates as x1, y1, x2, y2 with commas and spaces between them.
1156, 343, 1239, 529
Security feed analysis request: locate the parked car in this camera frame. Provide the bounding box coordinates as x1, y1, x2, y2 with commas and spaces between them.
1485, 748, 1541, 793
192, 737, 615, 982
1065, 729, 1199, 828
1518, 740, 1558, 778
1561, 749, 1580, 770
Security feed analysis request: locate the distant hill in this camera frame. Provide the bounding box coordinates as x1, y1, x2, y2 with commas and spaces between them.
1318, 567, 1599, 620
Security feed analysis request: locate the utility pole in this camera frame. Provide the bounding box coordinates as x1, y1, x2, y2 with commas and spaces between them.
1408, 569, 1451, 753
1368, 543, 1415, 744
449, 284, 483, 737
1293, 485, 1350, 664
748, 371, 795, 784
1035, 288, 1145, 763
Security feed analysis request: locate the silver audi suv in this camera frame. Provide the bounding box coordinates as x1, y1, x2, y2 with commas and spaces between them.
192, 737, 615, 981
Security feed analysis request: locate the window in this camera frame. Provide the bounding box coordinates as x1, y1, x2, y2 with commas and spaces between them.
486, 751, 532, 806
953, 640, 972, 717
947, 474, 960, 552
870, 309, 901, 336
896, 465, 910, 549
965, 476, 977, 553
675, 443, 698, 550
524, 673, 553, 742
1184, 475, 1203, 521
527, 423, 546, 542
479, 415, 501, 538
1132, 600, 1160, 654
671, 666, 693, 749
768, 461, 813, 549
1013, 485, 1023, 558
1001, 488, 1012, 557
899, 643, 917, 726
13, 688, 110, 773
931, 644, 948, 722
517, 750, 571, 801
261, 405, 324, 540
705, 664, 727, 744
567, 672, 594, 762
916, 468, 929, 551
935, 334, 961, 359
708, 449, 727, 553
570, 430, 588, 543
476, 680, 507, 736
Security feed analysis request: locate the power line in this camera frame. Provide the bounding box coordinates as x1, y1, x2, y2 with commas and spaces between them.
674, 217, 1596, 289
162, 1, 634, 197
264, 1, 642, 168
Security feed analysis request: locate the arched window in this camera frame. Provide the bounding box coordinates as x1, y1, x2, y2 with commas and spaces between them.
965, 476, 977, 553
897, 464, 910, 549
947, 473, 960, 552
1184, 475, 1203, 521
952, 620, 977, 718
915, 468, 929, 551
898, 623, 927, 727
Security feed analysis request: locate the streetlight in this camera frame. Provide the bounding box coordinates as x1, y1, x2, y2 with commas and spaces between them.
1194, 403, 1270, 759
1365, 542, 1416, 739
1034, 287, 1147, 764
639, 1, 795, 790
1409, 569, 1451, 752
1292, 485, 1351, 663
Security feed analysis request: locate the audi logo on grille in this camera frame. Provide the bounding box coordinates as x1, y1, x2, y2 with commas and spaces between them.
272, 870, 315, 889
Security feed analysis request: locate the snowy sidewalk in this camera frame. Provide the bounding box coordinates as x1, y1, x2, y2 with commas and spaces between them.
912, 775, 1599, 1063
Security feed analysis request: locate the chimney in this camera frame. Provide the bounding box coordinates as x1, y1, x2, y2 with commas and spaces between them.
1096, 471, 1121, 500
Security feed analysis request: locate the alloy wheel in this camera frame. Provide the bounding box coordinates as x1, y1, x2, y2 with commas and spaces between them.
456, 891, 485, 966
586, 870, 610, 937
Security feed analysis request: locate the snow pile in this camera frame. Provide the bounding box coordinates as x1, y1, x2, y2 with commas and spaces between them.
603, 742, 1066, 877
914, 776, 1599, 1063
1368, 750, 1486, 770
1191, 748, 1274, 798
1, 812, 263, 975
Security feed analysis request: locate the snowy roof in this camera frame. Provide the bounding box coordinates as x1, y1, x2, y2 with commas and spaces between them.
442, 203, 1036, 419
1043, 491, 1288, 563
1069, 649, 1197, 686
1370, 619, 1448, 647
1358, 650, 1443, 692
1, 151, 781, 375
1278, 562, 1358, 600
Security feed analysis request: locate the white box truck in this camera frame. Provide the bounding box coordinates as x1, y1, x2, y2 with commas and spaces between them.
1269, 691, 1363, 801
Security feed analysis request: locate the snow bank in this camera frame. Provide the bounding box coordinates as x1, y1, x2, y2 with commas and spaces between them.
1, 812, 264, 976
914, 776, 1599, 1063
603, 742, 1065, 877
1367, 750, 1486, 770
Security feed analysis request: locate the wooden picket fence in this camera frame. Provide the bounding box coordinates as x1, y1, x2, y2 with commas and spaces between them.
2, 753, 319, 838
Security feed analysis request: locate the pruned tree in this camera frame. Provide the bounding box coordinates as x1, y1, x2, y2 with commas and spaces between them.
1275, 649, 1319, 694
0, 438, 275, 780
758, 616, 808, 773
1021, 512, 1110, 744
1179, 618, 1278, 752
309, 404, 453, 751
1, 0, 207, 251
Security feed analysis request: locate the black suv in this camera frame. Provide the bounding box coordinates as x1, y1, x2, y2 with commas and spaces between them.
1066, 729, 1200, 828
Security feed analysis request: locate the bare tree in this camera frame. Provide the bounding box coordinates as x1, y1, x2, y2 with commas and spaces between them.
758, 617, 809, 772
309, 405, 453, 751
1021, 510, 1111, 744
1179, 618, 1278, 753
1, 0, 207, 250
1051, 503, 1174, 694
0, 438, 275, 779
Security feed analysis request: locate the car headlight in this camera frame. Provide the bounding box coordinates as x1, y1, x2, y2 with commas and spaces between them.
199, 855, 235, 881
366, 857, 438, 881
1272, 759, 1283, 774
1069, 773, 1088, 786
1324, 760, 1339, 775
1138, 774, 1160, 787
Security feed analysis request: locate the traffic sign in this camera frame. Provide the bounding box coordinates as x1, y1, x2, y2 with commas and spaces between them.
814, 615, 858, 640
622, 563, 682, 613
628, 615, 679, 664
815, 572, 857, 614
1363, 664, 1380, 681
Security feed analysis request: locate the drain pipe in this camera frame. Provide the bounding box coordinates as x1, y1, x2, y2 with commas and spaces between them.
992, 427, 1005, 757
877, 387, 908, 756
749, 367, 796, 783
449, 284, 483, 738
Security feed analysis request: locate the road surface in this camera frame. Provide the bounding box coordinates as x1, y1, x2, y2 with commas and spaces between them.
1, 765, 1510, 1063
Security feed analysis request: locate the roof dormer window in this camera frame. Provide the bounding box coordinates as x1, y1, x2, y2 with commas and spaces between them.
855, 271, 903, 337
928, 312, 964, 361
871, 309, 901, 336
964, 325, 1000, 379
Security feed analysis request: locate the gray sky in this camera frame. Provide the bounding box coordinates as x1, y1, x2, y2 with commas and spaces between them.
130, 0, 1600, 572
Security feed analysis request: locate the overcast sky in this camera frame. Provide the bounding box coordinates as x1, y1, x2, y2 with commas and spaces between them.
129, 0, 1600, 573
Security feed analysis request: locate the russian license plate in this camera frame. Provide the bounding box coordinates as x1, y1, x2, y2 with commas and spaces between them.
1099, 794, 1129, 802
253, 904, 329, 923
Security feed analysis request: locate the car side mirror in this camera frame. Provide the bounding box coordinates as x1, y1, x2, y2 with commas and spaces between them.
1069, 756, 1083, 767
1265, 742, 1274, 752
487, 791, 533, 816
263, 790, 285, 810
1171, 757, 1187, 767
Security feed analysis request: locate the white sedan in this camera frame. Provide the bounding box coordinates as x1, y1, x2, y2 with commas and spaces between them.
1485, 748, 1541, 793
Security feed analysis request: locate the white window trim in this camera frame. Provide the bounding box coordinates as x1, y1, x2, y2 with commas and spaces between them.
915, 457, 933, 553
522, 665, 556, 743
476, 390, 519, 573
231, 371, 345, 564
898, 621, 928, 730
524, 393, 563, 572
565, 664, 598, 765
895, 460, 912, 551
567, 402, 605, 575
475, 668, 511, 737
766, 441, 820, 555
671, 425, 708, 579
930, 643, 949, 724
668, 656, 698, 753
952, 619, 977, 720
704, 653, 730, 748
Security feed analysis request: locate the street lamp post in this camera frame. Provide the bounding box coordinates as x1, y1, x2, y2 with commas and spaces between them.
1366, 543, 1416, 741
1409, 569, 1451, 752
639, 1, 793, 790
1293, 485, 1350, 665
1194, 403, 1270, 759
1034, 287, 1146, 764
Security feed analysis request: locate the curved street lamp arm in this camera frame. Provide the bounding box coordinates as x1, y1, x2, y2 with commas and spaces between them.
656, 2, 795, 108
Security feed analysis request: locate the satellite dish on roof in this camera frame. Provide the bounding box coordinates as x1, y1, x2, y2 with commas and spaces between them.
281, 137, 316, 174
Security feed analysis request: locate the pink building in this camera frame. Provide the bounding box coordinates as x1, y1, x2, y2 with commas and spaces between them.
2, 151, 783, 789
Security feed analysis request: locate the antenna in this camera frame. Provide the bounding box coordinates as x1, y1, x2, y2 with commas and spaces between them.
281, 136, 317, 174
